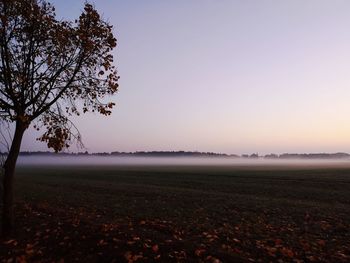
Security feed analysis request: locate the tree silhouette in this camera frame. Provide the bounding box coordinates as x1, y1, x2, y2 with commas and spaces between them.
0, 0, 119, 235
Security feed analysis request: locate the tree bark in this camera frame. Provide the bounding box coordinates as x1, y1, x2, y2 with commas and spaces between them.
2, 121, 26, 236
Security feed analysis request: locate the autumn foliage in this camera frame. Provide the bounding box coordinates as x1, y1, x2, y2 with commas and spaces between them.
0, 0, 119, 151
0, 0, 119, 234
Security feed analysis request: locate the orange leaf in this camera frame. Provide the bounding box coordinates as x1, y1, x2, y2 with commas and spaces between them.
195, 249, 206, 257
317, 239, 326, 246
4, 239, 16, 245
275, 239, 282, 246
16, 255, 27, 263
152, 244, 159, 253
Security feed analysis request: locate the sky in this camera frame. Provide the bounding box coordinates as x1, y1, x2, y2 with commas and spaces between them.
20, 0, 350, 155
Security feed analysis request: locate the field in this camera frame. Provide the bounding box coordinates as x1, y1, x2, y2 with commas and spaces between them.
1, 162, 350, 262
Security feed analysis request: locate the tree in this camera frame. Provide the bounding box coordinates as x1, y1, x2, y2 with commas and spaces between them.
0, 0, 119, 235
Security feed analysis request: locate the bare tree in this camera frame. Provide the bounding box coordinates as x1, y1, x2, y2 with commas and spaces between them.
0, 0, 119, 235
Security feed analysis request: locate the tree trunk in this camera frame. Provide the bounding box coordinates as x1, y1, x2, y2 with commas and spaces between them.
2, 121, 26, 236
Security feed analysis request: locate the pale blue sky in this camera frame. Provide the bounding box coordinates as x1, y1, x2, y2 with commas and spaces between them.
21, 1, 350, 154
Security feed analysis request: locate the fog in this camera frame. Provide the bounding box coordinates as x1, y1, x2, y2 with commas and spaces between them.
16, 155, 350, 169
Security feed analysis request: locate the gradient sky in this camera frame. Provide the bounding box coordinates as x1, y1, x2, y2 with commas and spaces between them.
20, 0, 350, 154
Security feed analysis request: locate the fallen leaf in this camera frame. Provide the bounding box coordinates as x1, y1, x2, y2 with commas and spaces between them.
152, 244, 159, 253
195, 248, 206, 257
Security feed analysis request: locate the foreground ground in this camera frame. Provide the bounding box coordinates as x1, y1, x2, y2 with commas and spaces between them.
1, 163, 350, 262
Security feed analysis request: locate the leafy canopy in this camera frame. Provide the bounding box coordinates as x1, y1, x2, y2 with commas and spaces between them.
0, 0, 119, 151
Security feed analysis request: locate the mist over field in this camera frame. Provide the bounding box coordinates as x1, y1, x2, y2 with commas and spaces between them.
17, 155, 350, 168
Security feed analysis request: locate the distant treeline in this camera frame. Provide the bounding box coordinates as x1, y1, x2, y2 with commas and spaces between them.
0, 151, 349, 159
111, 151, 237, 157
265, 152, 350, 159
5, 150, 237, 158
